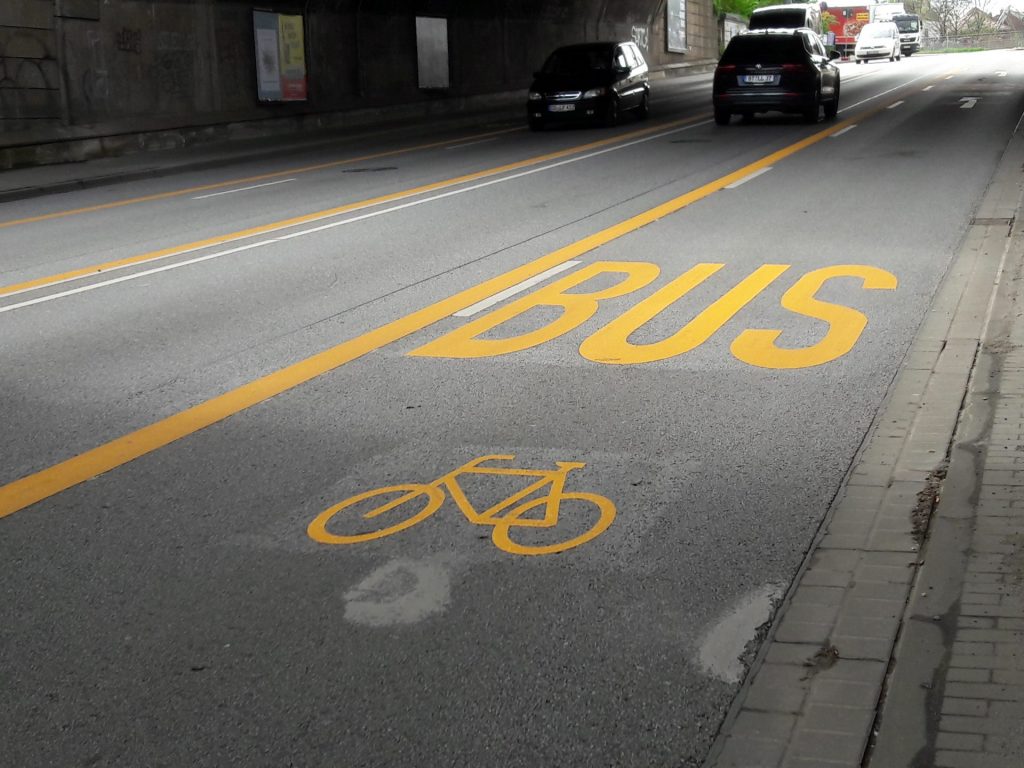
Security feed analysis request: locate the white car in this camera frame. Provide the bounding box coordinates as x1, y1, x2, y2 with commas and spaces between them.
855, 21, 901, 63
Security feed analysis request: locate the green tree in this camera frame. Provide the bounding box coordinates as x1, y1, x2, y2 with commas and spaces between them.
713, 0, 775, 19
821, 11, 838, 35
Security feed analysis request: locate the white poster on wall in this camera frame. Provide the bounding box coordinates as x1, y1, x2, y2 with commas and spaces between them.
416, 16, 450, 89
667, 0, 687, 53
256, 28, 281, 98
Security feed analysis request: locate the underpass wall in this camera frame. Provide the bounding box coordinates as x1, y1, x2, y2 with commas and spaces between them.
1, 0, 719, 168
0, 0, 63, 134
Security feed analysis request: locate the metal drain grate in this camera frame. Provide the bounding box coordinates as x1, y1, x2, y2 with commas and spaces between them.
970, 216, 1014, 225
970, 216, 1015, 236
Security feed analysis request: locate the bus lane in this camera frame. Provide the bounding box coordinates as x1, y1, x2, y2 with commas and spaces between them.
5, 55, 1021, 768
0, 137, 917, 768
0, 115, 859, 519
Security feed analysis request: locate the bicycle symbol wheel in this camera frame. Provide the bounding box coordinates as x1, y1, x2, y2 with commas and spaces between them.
491, 491, 616, 556
308, 484, 444, 545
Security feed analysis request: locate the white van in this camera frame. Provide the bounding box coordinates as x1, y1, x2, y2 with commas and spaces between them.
854, 21, 901, 63
748, 3, 822, 33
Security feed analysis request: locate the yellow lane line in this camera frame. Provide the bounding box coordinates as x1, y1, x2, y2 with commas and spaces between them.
0, 115, 858, 520
0, 126, 521, 229
0, 117, 704, 299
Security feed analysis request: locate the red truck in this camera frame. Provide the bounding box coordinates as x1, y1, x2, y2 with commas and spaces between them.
821, 1, 873, 57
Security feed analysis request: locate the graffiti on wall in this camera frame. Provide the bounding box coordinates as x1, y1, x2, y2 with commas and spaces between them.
0, 34, 52, 90
155, 31, 195, 100
116, 28, 142, 54
82, 29, 110, 112
631, 24, 649, 51
0, 31, 59, 127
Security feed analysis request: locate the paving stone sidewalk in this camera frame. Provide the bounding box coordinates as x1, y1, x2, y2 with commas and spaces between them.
871, 241, 1024, 767
704, 121, 1024, 766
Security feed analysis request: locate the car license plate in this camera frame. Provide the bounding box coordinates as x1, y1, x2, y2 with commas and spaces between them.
548, 104, 575, 112
743, 74, 775, 84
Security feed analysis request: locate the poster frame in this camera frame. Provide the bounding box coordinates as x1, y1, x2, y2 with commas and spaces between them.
667, 0, 687, 54
253, 10, 308, 103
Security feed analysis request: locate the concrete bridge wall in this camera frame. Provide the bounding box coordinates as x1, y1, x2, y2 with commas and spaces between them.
0, 0, 719, 166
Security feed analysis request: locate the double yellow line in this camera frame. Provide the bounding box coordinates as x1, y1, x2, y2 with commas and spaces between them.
0, 114, 860, 519
0, 117, 702, 299
0, 126, 524, 230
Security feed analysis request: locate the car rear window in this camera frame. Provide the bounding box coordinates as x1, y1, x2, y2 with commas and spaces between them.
749, 9, 807, 29
720, 35, 805, 65
542, 47, 612, 74
861, 24, 893, 38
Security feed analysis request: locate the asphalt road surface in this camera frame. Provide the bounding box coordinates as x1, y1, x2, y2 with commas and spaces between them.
3, 50, 1024, 768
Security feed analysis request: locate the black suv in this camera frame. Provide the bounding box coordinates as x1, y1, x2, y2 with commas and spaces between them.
713, 29, 840, 125
527, 42, 650, 130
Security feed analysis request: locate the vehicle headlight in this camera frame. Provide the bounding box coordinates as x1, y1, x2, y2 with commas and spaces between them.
583, 87, 607, 99
528, 91, 543, 101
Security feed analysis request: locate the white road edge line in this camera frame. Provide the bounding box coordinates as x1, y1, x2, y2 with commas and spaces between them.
842, 68, 880, 84
830, 125, 858, 138
0, 121, 710, 311
192, 179, 296, 199
0, 241, 279, 315
887, 100, 904, 109
453, 261, 582, 317
273, 122, 713, 241
839, 66, 941, 113
724, 167, 772, 189
445, 138, 498, 150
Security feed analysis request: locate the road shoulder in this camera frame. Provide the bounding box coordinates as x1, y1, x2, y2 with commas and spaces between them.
704, 117, 1024, 767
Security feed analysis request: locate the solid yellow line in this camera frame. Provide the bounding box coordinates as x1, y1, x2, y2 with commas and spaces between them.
0, 126, 521, 230
0, 117, 702, 299
0, 115, 856, 519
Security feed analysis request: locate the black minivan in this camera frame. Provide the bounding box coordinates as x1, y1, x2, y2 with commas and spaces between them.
527, 42, 650, 130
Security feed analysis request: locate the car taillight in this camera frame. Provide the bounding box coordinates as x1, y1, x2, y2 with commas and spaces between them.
716, 65, 736, 72
781, 63, 809, 72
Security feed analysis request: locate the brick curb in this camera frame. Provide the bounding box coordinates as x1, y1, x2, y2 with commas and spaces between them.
704, 122, 1024, 767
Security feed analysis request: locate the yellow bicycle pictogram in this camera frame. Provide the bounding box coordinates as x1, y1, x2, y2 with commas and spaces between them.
307, 454, 616, 556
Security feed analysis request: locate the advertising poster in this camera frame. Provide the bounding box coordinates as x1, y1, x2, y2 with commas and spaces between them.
415, 16, 450, 89
278, 14, 308, 100
253, 11, 307, 102
667, 0, 687, 53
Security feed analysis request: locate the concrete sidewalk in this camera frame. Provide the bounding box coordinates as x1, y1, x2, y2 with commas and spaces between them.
706, 122, 1024, 765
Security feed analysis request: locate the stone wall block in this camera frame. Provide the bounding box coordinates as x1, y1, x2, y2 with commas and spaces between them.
0, 0, 53, 29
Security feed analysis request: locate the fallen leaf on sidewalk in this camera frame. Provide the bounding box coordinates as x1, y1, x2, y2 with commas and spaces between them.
803, 643, 840, 677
